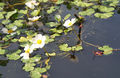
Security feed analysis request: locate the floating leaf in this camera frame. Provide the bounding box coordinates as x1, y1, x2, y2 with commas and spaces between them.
6, 10, 17, 19
98, 45, 113, 55
45, 35, 54, 44
46, 22, 60, 27
55, 15, 61, 22
63, 14, 71, 21
23, 63, 36, 72
30, 69, 42, 78
59, 44, 71, 51
7, 53, 20, 60
19, 10, 27, 14
94, 12, 114, 19
2, 20, 10, 25
31, 10, 40, 16
79, 9, 95, 16
98, 6, 114, 12
19, 37, 28, 42
71, 45, 83, 51
0, 13, 4, 19
0, 48, 6, 55
13, 20, 24, 27
50, 33, 60, 38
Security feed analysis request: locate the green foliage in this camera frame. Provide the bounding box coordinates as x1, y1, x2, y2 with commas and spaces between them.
71, 45, 83, 51
23, 63, 36, 72
59, 44, 72, 52
0, 48, 6, 55
45, 35, 54, 44
46, 22, 60, 27
19, 10, 28, 14
94, 12, 114, 19
98, 45, 113, 55
98, 6, 114, 12
6, 10, 17, 19
55, 15, 61, 22
0, 13, 4, 19
47, 6, 59, 14
6, 50, 21, 60
63, 14, 71, 21
79, 9, 95, 16
72, 0, 93, 7
31, 10, 40, 16
13, 20, 24, 27
2, 20, 10, 25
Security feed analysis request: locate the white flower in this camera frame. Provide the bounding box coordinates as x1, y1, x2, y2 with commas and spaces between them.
20, 53, 29, 59
63, 18, 76, 28
25, 0, 39, 9
1, 26, 17, 35
20, 44, 35, 59
24, 44, 34, 53
28, 16, 41, 22
31, 34, 46, 48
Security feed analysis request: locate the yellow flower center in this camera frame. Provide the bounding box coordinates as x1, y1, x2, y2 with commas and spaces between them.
8, 30, 13, 33
25, 49, 30, 53
37, 40, 42, 44
68, 22, 73, 26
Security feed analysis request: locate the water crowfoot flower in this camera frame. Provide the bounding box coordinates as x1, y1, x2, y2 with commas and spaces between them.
31, 34, 46, 48
63, 18, 77, 28
25, 0, 39, 9
20, 44, 34, 59
28, 16, 41, 22
1, 26, 17, 35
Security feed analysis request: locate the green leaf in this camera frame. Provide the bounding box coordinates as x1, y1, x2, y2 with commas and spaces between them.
0, 3, 5, 7
13, 20, 24, 27
71, 45, 83, 51
46, 22, 60, 27
98, 6, 114, 12
23, 63, 36, 72
59, 44, 71, 51
50, 28, 63, 33
39, 68, 47, 73
79, 9, 95, 16
50, 33, 60, 38
6, 10, 17, 19
45, 35, 54, 44
30, 70, 41, 78
55, 0, 64, 4
19, 10, 27, 14
55, 15, 61, 22
31, 10, 40, 16
0, 48, 6, 55
98, 45, 113, 55
0, 13, 4, 19
63, 14, 71, 21
47, 6, 58, 14
2, 20, 10, 25
22, 55, 41, 63
7, 53, 20, 60
19, 37, 28, 42
94, 12, 114, 19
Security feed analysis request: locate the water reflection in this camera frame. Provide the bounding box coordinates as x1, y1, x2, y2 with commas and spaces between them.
0, 60, 8, 67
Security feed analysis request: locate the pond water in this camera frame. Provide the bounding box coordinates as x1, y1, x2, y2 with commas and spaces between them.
0, 1, 120, 78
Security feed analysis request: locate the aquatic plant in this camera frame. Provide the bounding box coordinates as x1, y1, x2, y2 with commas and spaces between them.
0, 0, 120, 78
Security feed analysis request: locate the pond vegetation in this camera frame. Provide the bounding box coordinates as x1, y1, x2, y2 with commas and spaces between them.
0, 0, 120, 78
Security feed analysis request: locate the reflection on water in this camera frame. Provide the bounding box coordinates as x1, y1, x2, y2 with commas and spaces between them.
0, 60, 8, 67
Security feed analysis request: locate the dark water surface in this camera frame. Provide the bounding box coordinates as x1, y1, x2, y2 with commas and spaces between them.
0, 2, 120, 78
